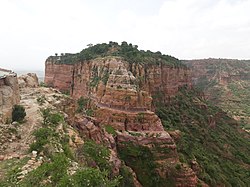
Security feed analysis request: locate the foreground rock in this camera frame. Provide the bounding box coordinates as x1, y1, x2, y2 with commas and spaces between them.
0, 68, 20, 123
18, 73, 39, 88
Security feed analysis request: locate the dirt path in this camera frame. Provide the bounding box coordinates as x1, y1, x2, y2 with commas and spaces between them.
1, 88, 42, 159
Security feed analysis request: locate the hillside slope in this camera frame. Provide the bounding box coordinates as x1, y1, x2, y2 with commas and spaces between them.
156, 87, 250, 186
184, 59, 250, 130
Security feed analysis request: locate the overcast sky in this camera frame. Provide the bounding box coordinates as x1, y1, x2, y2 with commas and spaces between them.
0, 0, 250, 71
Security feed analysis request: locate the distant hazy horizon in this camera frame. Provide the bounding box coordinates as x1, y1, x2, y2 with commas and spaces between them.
15, 70, 45, 82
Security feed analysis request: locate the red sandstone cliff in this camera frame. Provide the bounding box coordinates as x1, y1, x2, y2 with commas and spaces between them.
45, 57, 191, 103
45, 56, 192, 132
45, 57, 74, 92
44, 56, 197, 186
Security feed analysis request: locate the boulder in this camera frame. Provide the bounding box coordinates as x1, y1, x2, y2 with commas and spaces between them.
18, 73, 39, 88
0, 73, 20, 122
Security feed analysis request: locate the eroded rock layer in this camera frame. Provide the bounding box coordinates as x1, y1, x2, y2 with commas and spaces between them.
44, 55, 197, 186
45, 57, 191, 105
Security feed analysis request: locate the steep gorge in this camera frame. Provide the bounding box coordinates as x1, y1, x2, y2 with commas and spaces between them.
44, 43, 197, 186
184, 59, 250, 130
43, 43, 250, 187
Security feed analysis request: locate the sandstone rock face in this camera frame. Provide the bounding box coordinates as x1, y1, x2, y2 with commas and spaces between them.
74, 115, 123, 176
127, 63, 192, 102
116, 130, 177, 161
174, 164, 198, 187
117, 131, 198, 186
44, 56, 197, 186
45, 57, 192, 131
45, 58, 74, 92
95, 108, 164, 131
45, 57, 191, 104
0, 73, 20, 123
18, 73, 39, 88
71, 58, 191, 106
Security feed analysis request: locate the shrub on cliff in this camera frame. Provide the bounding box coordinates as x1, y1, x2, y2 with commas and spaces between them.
29, 127, 53, 153
59, 168, 121, 187
40, 108, 63, 126
55, 42, 185, 67
12, 105, 26, 123
77, 97, 89, 113
81, 140, 111, 172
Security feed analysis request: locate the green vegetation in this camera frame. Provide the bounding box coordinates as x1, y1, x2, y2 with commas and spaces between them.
12, 105, 26, 123
76, 97, 94, 117
86, 109, 94, 116
72, 140, 121, 186
20, 153, 69, 186
227, 81, 250, 129
0, 157, 29, 186
52, 41, 185, 67
59, 168, 121, 187
29, 127, 54, 153
81, 140, 111, 172
156, 87, 250, 186
90, 66, 101, 87
76, 97, 89, 113
19, 152, 119, 187
1, 106, 121, 187
37, 95, 46, 105
118, 142, 175, 187
119, 165, 136, 187
102, 69, 110, 85
185, 59, 250, 129
62, 90, 70, 96
136, 113, 145, 123
29, 108, 64, 155
39, 81, 48, 87
17, 152, 120, 187
105, 125, 116, 136
118, 142, 159, 186
40, 108, 63, 126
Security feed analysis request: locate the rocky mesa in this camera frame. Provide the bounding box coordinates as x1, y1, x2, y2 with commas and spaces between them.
44, 42, 197, 186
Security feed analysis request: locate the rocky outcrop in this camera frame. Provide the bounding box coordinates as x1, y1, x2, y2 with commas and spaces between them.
117, 131, 198, 186
45, 57, 191, 104
0, 70, 20, 123
45, 57, 74, 92
174, 165, 198, 187
45, 57, 191, 130
95, 108, 164, 131
116, 130, 177, 162
44, 55, 197, 186
18, 73, 39, 88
